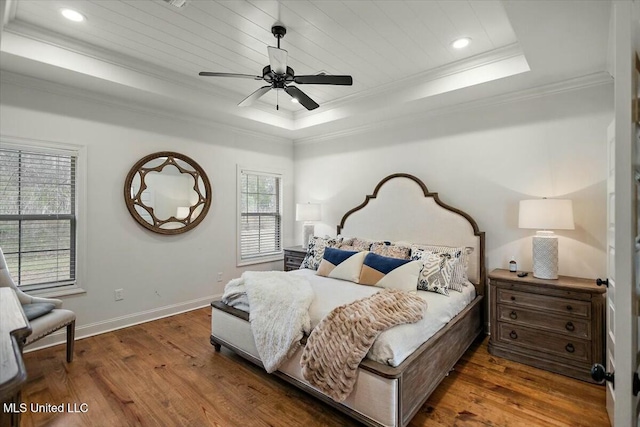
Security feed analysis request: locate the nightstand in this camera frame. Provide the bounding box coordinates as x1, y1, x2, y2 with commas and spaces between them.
488, 269, 606, 383
283, 246, 307, 271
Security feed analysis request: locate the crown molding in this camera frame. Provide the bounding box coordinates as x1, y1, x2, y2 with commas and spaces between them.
1, 16, 611, 145
0, 71, 293, 145
5, 20, 530, 131
293, 43, 527, 121
293, 71, 613, 146
3, 20, 293, 120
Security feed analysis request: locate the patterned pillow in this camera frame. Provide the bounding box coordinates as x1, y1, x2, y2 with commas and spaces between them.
351, 238, 379, 251
370, 242, 411, 260
416, 252, 454, 296
336, 237, 357, 251
337, 237, 355, 246
359, 252, 422, 291
338, 237, 384, 252
300, 236, 342, 270
317, 248, 368, 283
423, 245, 473, 285
411, 245, 473, 291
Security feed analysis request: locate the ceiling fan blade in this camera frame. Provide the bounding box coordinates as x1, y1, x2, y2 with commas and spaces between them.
199, 72, 262, 80
284, 86, 319, 111
267, 46, 288, 74
294, 75, 353, 85
238, 86, 272, 107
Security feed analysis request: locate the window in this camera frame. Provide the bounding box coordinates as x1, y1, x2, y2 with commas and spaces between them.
0, 144, 80, 292
237, 167, 282, 264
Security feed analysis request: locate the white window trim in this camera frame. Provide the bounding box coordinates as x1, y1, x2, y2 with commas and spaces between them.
236, 165, 284, 267
0, 134, 87, 297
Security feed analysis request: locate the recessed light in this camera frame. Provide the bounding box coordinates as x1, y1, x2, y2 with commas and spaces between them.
291, 98, 299, 104
451, 37, 471, 49
61, 9, 85, 22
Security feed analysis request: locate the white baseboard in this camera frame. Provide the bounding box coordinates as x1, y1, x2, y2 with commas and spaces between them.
24, 293, 223, 353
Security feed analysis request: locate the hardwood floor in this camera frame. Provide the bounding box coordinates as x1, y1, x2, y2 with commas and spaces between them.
20, 307, 609, 427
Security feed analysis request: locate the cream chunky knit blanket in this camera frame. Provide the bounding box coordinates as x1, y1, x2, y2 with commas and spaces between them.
300, 289, 427, 402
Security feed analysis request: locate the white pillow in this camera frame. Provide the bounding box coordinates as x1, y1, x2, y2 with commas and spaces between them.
317, 248, 368, 283
359, 252, 422, 291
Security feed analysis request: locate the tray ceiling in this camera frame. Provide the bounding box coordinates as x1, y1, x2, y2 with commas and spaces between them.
0, 1, 611, 140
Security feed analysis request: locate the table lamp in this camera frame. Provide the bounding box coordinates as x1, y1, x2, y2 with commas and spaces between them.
296, 203, 321, 248
518, 198, 574, 279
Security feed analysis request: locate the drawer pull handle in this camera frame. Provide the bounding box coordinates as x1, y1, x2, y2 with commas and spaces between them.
510, 296, 516, 301
566, 305, 573, 311
509, 331, 518, 339
565, 343, 575, 353
565, 322, 575, 331
509, 311, 518, 320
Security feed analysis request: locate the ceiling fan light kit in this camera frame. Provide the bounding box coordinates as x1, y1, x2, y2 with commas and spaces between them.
199, 25, 353, 111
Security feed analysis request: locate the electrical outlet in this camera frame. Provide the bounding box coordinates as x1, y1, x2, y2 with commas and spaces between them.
114, 288, 124, 301
217, 272, 223, 282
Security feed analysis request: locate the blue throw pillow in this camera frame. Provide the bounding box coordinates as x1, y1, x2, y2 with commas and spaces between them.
22, 302, 55, 321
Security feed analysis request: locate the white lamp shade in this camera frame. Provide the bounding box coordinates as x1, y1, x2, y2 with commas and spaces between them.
296, 203, 321, 222
518, 199, 574, 230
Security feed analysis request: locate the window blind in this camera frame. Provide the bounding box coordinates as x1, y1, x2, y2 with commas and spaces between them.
0, 148, 76, 289
239, 170, 282, 260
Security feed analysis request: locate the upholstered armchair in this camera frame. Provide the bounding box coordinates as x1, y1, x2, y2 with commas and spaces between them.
0, 248, 76, 362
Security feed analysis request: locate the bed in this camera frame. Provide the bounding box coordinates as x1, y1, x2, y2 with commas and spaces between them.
210, 173, 486, 427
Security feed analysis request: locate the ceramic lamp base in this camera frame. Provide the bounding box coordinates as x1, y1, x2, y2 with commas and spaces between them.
532, 231, 558, 279
302, 223, 315, 248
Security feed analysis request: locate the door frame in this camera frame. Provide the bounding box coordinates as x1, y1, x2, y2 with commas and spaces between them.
610, 1, 639, 425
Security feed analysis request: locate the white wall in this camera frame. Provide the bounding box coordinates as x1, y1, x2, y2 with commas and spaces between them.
294, 83, 613, 280
0, 77, 613, 350
0, 80, 294, 348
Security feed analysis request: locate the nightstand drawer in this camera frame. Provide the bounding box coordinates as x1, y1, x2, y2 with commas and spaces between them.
497, 288, 590, 318
497, 323, 590, 363
497, 305, 591, 339
285, 255, 303, 270
283, 247, 307, 272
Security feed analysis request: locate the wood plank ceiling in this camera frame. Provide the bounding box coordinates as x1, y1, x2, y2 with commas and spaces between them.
12, 0, 518, 112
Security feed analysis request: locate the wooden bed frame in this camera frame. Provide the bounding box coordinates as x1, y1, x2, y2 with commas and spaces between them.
210, 173, 486, 427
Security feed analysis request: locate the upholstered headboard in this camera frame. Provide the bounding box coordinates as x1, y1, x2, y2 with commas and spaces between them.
337, 173, 486, 295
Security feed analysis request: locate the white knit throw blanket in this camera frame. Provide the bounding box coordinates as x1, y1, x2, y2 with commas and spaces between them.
300, 289, 426, 402
240, 271, 314, 373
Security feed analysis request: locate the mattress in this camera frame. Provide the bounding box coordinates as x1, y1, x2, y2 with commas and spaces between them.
212, 308, 399, 427
229, 268, 475, 367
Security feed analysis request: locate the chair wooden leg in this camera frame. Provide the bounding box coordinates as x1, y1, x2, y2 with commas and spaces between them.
66, 321, 75, 363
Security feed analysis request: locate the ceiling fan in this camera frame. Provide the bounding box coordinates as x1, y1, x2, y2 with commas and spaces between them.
199, 25, 353, 111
